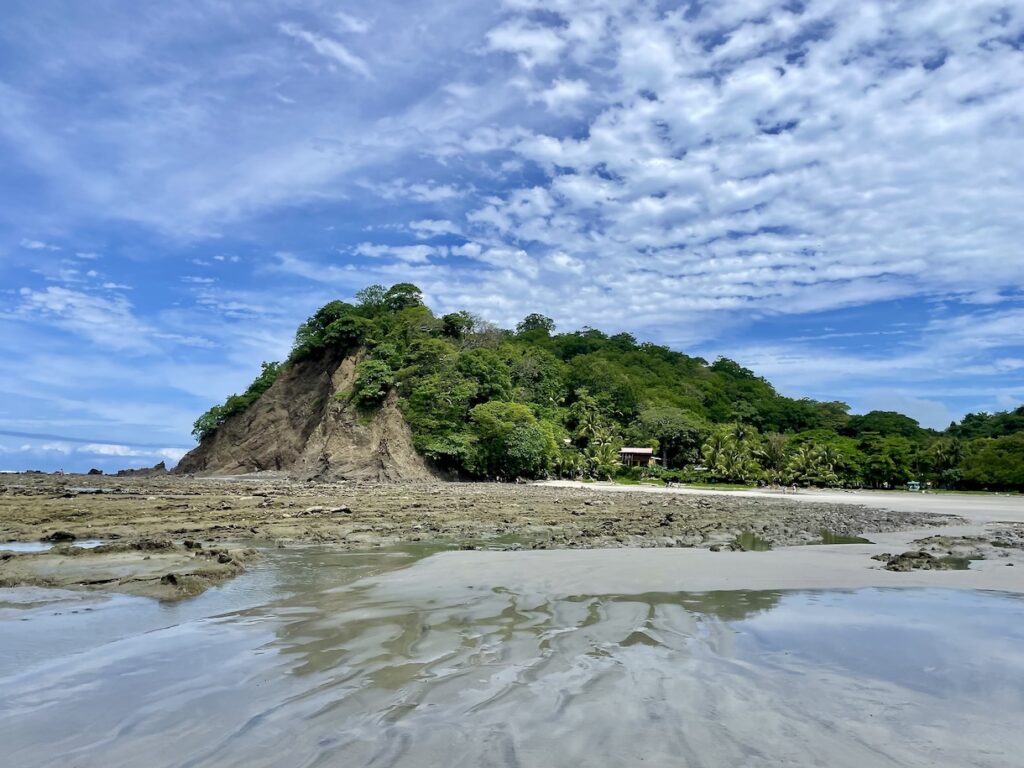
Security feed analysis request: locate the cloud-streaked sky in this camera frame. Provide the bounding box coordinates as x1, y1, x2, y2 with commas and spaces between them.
2, 0, 1023, 471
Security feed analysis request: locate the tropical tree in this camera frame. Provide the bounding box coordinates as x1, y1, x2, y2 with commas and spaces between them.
755, 432, 790, 481
701, 432, 729, 471
457, 348, 513, 403
788, 444, 839, 487
715, 442, 759, 482
552, 449, 585, 479
584, 442, 620, 480
353, 360, 395, 407
631, 407, 706, 468
516, 313, 556, 336
468, 401, 554, 479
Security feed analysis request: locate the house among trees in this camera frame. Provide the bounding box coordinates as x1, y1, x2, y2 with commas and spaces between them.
618, 447, 658, 468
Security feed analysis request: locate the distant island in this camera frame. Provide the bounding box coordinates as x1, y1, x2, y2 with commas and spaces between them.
180, 283, 1024, 491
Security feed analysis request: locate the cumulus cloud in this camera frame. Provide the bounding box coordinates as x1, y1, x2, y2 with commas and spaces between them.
443, 0, 1024, 332
534, 78, 590, 112
486, 19, 566, 68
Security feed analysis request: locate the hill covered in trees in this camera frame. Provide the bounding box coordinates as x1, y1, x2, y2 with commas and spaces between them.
189, 283, 1024, 491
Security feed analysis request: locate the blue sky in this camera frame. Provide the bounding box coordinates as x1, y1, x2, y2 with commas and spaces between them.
1, 0, 1023, 471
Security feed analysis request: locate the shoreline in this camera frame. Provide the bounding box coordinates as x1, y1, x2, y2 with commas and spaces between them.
2, 473, 1022, 598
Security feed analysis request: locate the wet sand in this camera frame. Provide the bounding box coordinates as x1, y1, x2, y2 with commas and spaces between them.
376, 542, 1024, 597
1, 545, 1023, 767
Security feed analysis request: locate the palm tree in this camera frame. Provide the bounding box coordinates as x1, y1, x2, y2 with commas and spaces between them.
931, 439, 966, 471
701, 433, 728, 472
755, 433, 789, 479
584, 443, 619, 480
731, 422, 756, 444
716, 443, 757, 482
573, 407, 605, 447
553, 450, 584, 479
788, 444, 838, 487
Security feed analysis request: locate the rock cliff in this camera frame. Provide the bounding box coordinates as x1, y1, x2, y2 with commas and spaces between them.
174, 349, 434, 482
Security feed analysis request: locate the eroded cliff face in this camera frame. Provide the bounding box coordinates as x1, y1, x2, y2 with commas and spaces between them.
175, 350, 434, 482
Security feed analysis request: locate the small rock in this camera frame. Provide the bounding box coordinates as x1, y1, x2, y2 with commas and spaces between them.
41, 531, 76, 543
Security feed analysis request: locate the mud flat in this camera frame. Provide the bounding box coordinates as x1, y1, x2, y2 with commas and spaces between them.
2, 473, 1023, 598
0, 473, 959, 549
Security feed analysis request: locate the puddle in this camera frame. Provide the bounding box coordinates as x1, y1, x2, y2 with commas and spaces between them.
817, 529, 872, 545
733, 530, 772, 551
0, 539, 107, 553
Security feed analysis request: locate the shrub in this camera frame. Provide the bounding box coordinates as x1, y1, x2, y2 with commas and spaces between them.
353, 360, 395, 407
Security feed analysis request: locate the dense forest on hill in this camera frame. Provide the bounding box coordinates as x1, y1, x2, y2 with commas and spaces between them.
193, 284, 1024, 491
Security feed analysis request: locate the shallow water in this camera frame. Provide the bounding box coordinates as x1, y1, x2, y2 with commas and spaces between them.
2, 547, 1023, 767
0, 539, 106, 553
818, 529, 872, 545
734, 530, 772, 550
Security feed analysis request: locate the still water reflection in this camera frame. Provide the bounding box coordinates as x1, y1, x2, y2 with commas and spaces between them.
1, 546, 1023, 767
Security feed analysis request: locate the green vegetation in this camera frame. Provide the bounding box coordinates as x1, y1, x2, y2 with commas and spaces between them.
193, 283, 1024, 490
191, 361, 282, 440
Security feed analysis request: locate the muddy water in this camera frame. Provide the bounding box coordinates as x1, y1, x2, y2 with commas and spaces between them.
2, 548, 1024, 767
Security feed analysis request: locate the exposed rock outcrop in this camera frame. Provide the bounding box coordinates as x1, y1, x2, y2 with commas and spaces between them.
116, 461, 168, 477
174, 349, 434, 482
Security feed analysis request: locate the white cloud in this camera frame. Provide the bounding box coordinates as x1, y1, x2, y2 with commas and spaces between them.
335, 12, 370, 35
486, 19, 566, 68
20, 238, 61, 251
15, 286, 213, 352
369, 179, 464, 203
354, 243, 440, 264
534, 78, 590, 112
78, 442, 186, 462
279, 22, 373, 80
409, 219, 461, 238
37, 442, 73, 455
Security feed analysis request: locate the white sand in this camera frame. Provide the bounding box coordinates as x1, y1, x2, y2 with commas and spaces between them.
539, 480, 1024, 525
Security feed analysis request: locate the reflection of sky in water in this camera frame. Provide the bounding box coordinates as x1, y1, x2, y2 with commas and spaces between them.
735, 589, 1024, 700
4, 549, 1024, 767
0, 545, 439, 678
0, 539, 106, 553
